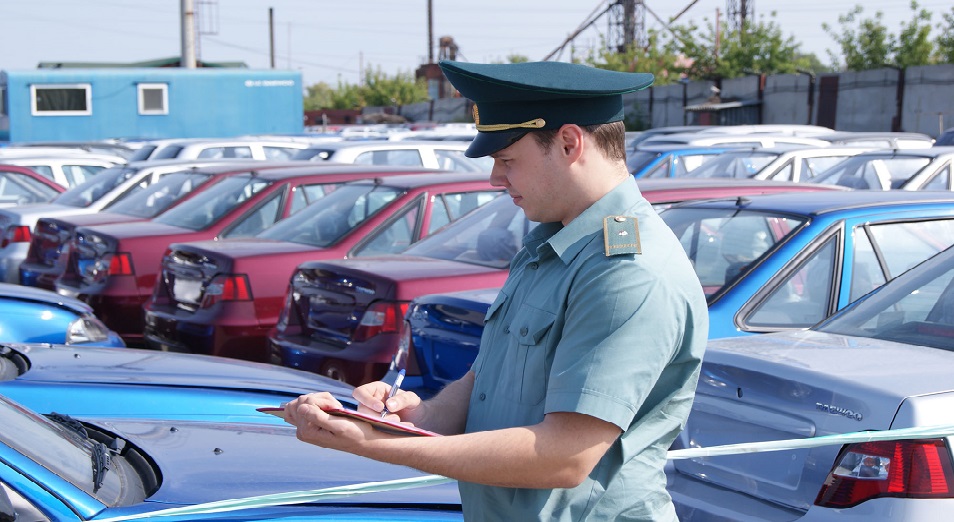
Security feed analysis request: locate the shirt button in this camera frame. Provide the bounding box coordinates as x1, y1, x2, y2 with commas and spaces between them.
479, 393, 486, 401
504, 327, 510, 334
527, 262, 539, 270
520, 327, 528, 336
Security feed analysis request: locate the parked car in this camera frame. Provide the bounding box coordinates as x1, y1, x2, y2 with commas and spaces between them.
0, 153, 124, 187
813, 130, 935, 149
292, 140, 493, 172
626, 125, 709, 149
126, 137, 316, 162
0, 164, 65, 207
269, 178, 844, 386
627, 145, 733, 178
18, 161, 302, 289
807, 147, 954, 190
0, 158, 256, 283
0, 283, 124, 347
4, 140, 138, 159
936, 126, 954, 146
682, 146, 873, 182
636, 131, 831, 150
667, 244, 954, 521
55, 165, 448, 345
0, 393, 462, 521
143, 172, 500, 362
660, 190, 954, 338
0, 343, 359, 423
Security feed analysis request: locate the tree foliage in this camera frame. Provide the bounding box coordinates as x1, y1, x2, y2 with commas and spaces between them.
303, 66, 429, 110
937, 7, 954, 63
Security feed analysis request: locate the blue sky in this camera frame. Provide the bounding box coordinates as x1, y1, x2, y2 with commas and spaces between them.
1, 0, 950, 87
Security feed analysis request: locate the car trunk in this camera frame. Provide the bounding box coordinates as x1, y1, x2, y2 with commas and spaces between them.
675, 329, 954, 512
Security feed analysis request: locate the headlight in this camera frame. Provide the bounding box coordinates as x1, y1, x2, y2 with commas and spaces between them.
65, 315, 112, 344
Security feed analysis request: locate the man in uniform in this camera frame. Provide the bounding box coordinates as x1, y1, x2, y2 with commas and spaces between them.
283, 59, 708, 521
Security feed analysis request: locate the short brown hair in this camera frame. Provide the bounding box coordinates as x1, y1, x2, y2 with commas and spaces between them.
530, 121, 627, 161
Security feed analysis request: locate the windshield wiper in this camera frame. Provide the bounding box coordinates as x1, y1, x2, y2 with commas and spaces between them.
46, 412, 111, 492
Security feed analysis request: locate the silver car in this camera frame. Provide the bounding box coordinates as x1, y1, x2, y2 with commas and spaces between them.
668, 245, 954, 520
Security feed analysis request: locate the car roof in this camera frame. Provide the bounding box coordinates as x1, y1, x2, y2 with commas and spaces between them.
236, 164, 450, 181
344, 171, 490, 188
307, 140, 469, 151
631, 144, 743, 154
850, 146, 954, 158
667, 188, 954, 215
636, 177, 845, 192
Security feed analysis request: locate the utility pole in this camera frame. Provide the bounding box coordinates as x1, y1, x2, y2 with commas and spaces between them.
181, 0, 197, 68
269, 7, 276, 68
427, 0, 434, 63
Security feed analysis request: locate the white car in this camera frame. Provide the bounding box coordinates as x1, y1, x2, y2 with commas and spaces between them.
0, 154, 124, 187
683, 146, 875, 182
668, 244, 954, 520
292, 140, 492, 172
126, 137, 317, 162
0, 158, 257, 283
637, 131, 832, 150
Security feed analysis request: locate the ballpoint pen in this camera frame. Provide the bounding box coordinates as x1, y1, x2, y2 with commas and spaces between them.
380, 369, 405, 418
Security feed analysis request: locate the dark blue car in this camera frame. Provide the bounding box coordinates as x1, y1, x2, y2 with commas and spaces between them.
0, 283, 124, 346
403, 191, 954, 393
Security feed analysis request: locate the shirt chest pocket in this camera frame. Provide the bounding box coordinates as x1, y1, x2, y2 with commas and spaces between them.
505, 306, 556, 406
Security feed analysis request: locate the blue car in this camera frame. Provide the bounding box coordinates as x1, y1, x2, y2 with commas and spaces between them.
403, 191, 954, 393
0, 343, 358, 424
627, 144, 733, 178
0, 393, 462, 521
0, 283, 124, 347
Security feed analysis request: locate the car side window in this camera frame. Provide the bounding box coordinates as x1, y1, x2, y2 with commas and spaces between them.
221, 192, 282, 238
289, 183, 340, 214
354, 149, 423, 167
1, 480, 49, 521
64, 164, 105, 186
198, 146, 253, 159
263, 146, 299, 160
429, 190, 501, 234
868, 219, 954, 278
920, 164, 951, 190
769, 161, 794, 182
747, 237, 837, 328
850, 227, 889, 302
352, 202, 421, 257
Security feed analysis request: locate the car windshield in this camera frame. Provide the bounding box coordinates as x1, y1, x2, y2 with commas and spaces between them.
626, 150, 662, 174
808, 154, 932, 189
684, 150, 780, 178
105, 170, 213, 218
402, 194, 535, 269
51, 165, 138, 208
0, 395, 127, 502
660, 206, 807, 298
258, 183, 402, 247
154, 173, 272, 230
817, 247, 954, 351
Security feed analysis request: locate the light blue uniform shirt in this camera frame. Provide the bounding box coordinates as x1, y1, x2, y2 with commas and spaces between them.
460, 177, 708, 521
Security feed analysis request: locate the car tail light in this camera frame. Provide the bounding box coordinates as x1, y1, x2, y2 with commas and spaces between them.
353, 301, 408, 342
1, 226, 31, 248
201, 274, 253, 308
108, 253, 135, 275
815, 438, 954, 508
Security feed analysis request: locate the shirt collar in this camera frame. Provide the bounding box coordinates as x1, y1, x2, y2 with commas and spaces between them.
529, 177, 643, 265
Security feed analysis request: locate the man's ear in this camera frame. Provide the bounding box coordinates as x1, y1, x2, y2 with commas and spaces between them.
557, 124, 585, 162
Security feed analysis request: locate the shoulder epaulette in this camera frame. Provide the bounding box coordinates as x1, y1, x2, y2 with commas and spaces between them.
603, 216, 641, 256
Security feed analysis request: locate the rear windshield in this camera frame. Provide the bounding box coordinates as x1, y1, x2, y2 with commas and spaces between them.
51, 165, 137, 208
154, 174, 272, 230
106, 170, 213, 218
660, 206, 807, 298
402, 194, 534, 269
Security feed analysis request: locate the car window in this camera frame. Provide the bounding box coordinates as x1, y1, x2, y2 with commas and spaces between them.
289, 183, 342, 214
747, 237, 837, 328
0, 172, 58, 204
402, 194, 533, 268
920, 164, 951, 190
151, 145, 184, 159
258, 183, 402, 247
434, 149, 486, 172
22, 165, 55, 182
626, 150, 662, 175
62, 164, 105, 186
799, 156, 853, 180
850, 228, 889, 302
353, 198, 421, 256
428, 190, 502, 234
197, 146, 253, 159
819, 250, 954, 351
154, 174, 273, 230
107, 171, 213, 218
221, 192, 282, 238
52, 165, 136, 208
812, 155, 931, 189
670, 154, 718, 177
661, 207, 806, 297
687, 151, 779, 179
263, 146, 300, 160
353, 149, 423, 167
867, 219, 954, 278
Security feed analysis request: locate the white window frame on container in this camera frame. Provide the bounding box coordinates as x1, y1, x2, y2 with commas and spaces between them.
30, 83, 92, 116
137, 82, 169, 115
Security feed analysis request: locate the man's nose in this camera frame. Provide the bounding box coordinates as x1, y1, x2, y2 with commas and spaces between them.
489, 165, 508, 188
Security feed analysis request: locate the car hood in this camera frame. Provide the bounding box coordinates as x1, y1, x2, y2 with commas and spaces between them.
0, 283, 92, 314
674, 329, 954, 512
9, 344, 352, 396
86, 417, 461, 507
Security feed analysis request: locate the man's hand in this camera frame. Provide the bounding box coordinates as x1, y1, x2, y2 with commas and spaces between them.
283, 392, 385, 453
353, 380, 425, 424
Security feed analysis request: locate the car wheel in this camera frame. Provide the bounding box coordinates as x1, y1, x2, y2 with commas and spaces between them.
319, 359, 350, 383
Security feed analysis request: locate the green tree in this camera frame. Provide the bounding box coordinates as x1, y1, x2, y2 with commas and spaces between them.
823, 5, 894, 70
303, 82, 335, 111
895, 2, 934, 67
358, 67, 429, 106
582, 29, 684, 85
936, 7, 954, 63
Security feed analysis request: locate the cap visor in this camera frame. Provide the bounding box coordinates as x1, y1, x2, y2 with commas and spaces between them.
465, 130, 529, 158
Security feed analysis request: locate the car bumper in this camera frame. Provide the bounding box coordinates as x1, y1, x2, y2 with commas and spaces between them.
0, 244, 29, 283
268, 334, 398, 385
143, 307, 271, 362
18, 262, 60, 289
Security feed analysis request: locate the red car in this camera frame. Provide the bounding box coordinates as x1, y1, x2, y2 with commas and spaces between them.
54, 165, 445, 345
142, 172, 500, 362
268, 178, 846, 386
0, 164, 65, 206
19, 161, 303, 289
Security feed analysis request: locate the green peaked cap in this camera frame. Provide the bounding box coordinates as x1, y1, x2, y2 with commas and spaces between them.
439, 60, 654, 157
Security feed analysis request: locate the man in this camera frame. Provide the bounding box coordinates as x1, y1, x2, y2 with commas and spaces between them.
283, 60, 708, 521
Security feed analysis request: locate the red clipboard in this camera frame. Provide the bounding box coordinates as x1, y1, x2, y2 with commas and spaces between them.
257, 406, 441, 437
